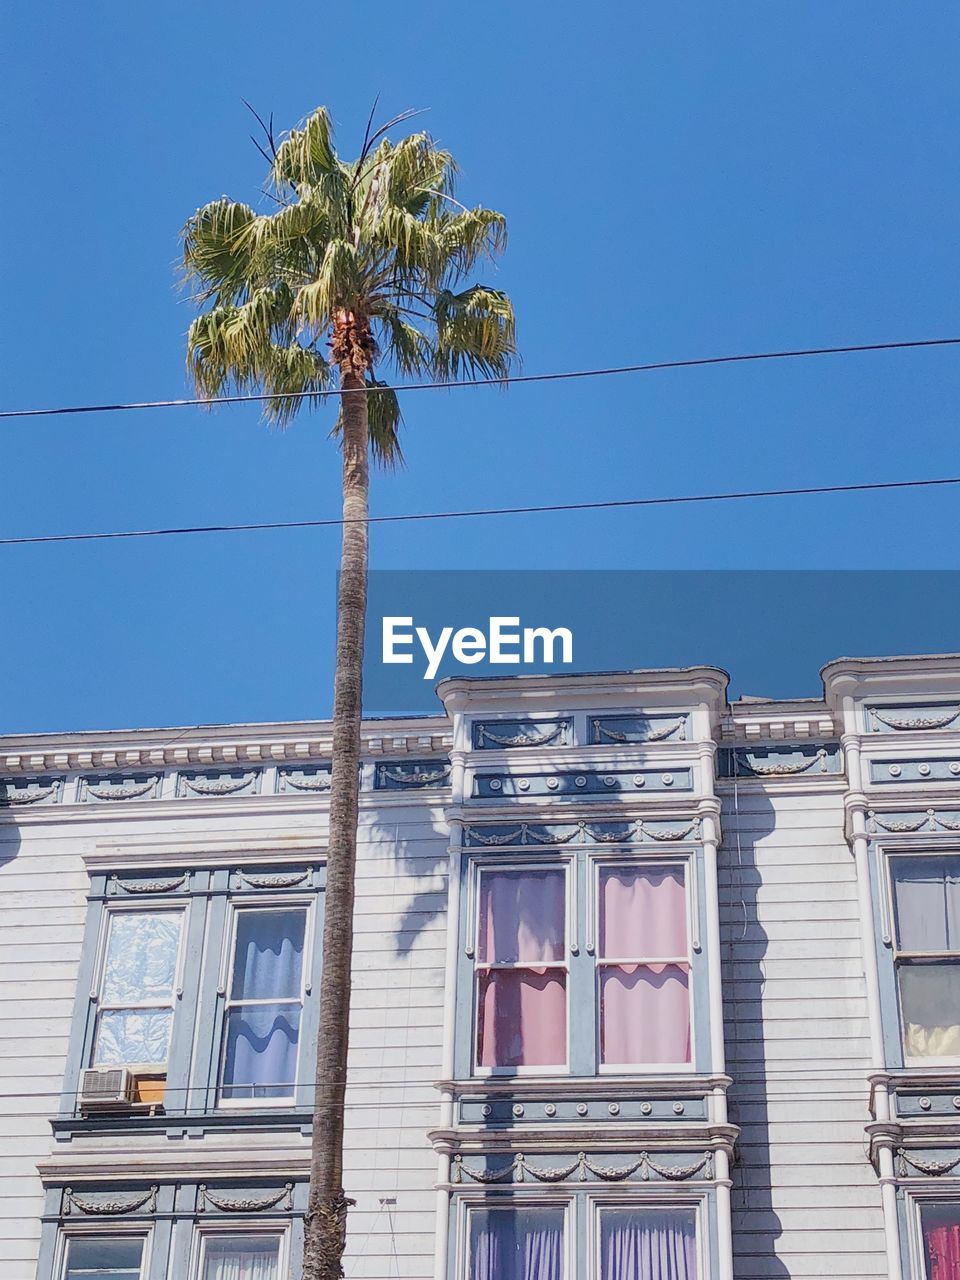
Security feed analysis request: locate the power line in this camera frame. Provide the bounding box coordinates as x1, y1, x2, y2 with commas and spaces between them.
1, 335, 958, 421
3, 473, 960, 548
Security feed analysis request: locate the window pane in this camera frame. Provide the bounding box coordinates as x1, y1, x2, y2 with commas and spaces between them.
477, 969, 566, 1068
202, 1235, 280, 1280
65, 1236, 143, 1279
221, 1004, 301, 1098
469, 1207, 563, 1280
101, 912, 181, 1003
600, 1208, 697, 1280
921, 1202, 960, 1280
600, 964, 691, 1065
230, 910, 306, 1001
892, 857, 960, 952
477, 870, 565, 964
93, 1008, 173, 1066
599, 866, 687, 958
899, 960, 960, 1059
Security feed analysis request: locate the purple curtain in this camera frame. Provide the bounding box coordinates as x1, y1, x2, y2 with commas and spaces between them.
477, 969, 567, 1068
470, 1207, 564, 1280
601, 1209, 697, 1280
478, 869, 566, 963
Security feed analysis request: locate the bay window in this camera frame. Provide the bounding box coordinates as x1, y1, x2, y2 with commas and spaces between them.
220, 906, 307, 1103
467, 855, 697, 1075
890, 855, 960, 1061
92, 910, 183, 1068
62, 1237, 145, 1280
920, 1202, 960, 1280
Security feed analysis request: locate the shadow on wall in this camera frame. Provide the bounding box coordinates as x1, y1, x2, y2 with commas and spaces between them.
721, 786, 791, 1279
364, 800, 450, 960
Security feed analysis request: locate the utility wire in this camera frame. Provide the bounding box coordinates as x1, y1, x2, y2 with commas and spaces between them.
3, 473, 960, 548
1, 336, 958, 421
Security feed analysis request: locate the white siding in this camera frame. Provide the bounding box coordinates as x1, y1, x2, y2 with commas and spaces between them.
721, 786, 886, 1280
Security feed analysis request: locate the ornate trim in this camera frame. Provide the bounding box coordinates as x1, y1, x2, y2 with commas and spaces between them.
0, 783, 57, 806
874, 709, 960, 732
280, 772, 331, 792
64, 1185, 157, 1215
592, 718, 683, 744
867, 809, 960, 836
897, 1149, 960, 1177
239, 870, 310, 889
464, 819, 700, 847
182, 773, 256, 797
114, 874, 187, 894
452, 1151, 712, 1185
198, 1183, 294, 1212
477, 722, 568, 748
378, 764, 451, 787
736, 749, 828, 777
86, 779, 158, 802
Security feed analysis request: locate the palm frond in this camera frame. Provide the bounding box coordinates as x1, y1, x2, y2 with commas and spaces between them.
181, 199, 259, 304
330, 378, 403, 468
433, 286, 517, 380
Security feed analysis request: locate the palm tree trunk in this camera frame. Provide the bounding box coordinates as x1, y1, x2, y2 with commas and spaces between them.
302, 355, 369, 1280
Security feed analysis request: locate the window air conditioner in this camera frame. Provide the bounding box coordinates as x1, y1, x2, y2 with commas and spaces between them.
79, 1066, 137, 1110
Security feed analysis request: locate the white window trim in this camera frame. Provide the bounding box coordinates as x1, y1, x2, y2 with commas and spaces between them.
55, 1225, 152, 1280
587, 1193, 707, 1280
190, 1221, 289, 1280
591, 855, 697, 1076
91, 903, 188, 1071
457, 1194, 572, 1280
216, 897, 314, 1109
470, 859, 574, 1077
885, 848, 960, 1068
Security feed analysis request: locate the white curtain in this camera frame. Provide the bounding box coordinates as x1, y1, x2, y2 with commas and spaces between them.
202, 1238, 280, 1280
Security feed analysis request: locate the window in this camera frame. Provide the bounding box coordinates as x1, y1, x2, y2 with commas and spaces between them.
475, 867, 568, 1070
198, 1234, 282, 1280
920, 1202, 960, 1280
62, 1237, 145, 1280
220, 907, 307, 1102
598, 1207, 697, 1280
93, 911, 183, 1067
890, 856, 960, 1061
468, 1206, 564, 1280
597, 866, 691, 1066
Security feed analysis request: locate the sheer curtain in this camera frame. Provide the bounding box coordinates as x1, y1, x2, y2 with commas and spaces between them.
893, 859, 960, 1059
476, 870, 567, 1069
601, 1209, 697, 1280
202, 1236, 280, 1280
470, 1207, 564, 1280
599, 868, 690, 1065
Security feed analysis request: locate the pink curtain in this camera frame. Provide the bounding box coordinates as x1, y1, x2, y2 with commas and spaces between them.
477, 969, 567, 1067
600, 866, 687, 958
926, 1223, 960, 1279
600, 964, 690, 1065
478, 869, 565, 963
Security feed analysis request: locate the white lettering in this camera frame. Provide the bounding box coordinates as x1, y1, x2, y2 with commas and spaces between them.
488, 616, 521, 664
523, 626, 574, 664
417, 625, 453, 680
451, 627, 487, 666
382, 617, 414, 664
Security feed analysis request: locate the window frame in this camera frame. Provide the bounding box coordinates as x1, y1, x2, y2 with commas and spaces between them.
90, 903, 188, 1072
190, 1222, 289, 1280
905, 1189, 960, 1280
458, 1195, 572, 1280
591, 856, 696, 1075
470, 859, 573, 1077
55, 1227, 152, 1280
589, 1195, 706, 1280
215, 895, 317, 1109
880, 847, 960, 1068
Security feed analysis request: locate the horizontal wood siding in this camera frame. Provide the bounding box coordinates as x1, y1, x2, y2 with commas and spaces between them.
721, 787, 886, 1280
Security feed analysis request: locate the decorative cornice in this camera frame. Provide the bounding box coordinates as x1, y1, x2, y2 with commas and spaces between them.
451, 1150, 713, 1185
463, 818, 701, 847
898, 1148, 960, 1177
867, 809, 960, 836
198, 1183, 293, 1212
64, 1185, 157, 1215
113, 874, 188, 895
591, 716, 687, 745
475, 720, 570, 749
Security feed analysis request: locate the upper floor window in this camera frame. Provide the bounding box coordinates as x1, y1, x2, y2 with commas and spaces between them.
198, 1233, 283, 1280
891, 855, 960, 1061
62, 1237, 145, 1280
93, 910, 183, 1068
919, 1201, 960, 1279
220, 906, 308, 1104
466, 854, 696, 1076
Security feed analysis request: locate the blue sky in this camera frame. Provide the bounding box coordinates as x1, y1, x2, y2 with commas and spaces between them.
3, 3, 960, 731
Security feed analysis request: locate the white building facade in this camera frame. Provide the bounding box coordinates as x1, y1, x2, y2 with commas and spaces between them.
2, 655, 960, 1280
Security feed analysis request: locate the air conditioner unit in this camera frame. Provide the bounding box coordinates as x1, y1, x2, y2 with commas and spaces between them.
79, 1066, 136, 1110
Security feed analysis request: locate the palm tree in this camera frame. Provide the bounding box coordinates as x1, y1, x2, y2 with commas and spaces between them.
180, 106, 516, 1280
